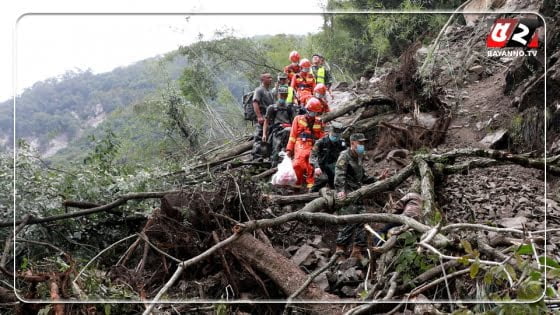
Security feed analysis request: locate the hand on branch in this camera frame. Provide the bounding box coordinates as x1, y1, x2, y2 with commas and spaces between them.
314, 168, 322, 177
337, 191, 346, 200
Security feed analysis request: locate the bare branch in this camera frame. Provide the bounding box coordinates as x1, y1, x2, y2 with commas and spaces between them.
0, 191, 182, 228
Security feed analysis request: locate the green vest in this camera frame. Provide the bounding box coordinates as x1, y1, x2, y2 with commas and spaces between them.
287, 86, 295, 103
316, 67, 325, 84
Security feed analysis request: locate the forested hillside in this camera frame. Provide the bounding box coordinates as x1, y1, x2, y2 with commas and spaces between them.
0, 56, 186, 154
2, 0, 560, 314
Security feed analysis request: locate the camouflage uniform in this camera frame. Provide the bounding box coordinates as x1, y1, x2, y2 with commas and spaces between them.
309, 125, 346, 191
252, 84, 275, 160
334, 137, 376, 247
264, 101, 296, 167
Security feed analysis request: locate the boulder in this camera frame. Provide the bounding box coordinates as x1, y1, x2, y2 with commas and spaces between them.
313, 272, 330, 291
469, 65, 484, 74
290, 244, 315, 266
498, 216, 528, 229
479, 129, 509, 149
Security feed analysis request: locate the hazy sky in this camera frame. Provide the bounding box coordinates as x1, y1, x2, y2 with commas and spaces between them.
1, 0, 326, 103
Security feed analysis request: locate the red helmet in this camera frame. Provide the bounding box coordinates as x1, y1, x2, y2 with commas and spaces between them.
299, 58, 311, 69
289, 51, 300, 63
314, 83, 327, 95
306, 97, 323, 113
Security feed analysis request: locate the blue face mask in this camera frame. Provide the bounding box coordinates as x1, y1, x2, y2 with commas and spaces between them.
329, 135, 339, 142
307, 111, 317, 117
356, 144, 365, 154
278, 98, 286, 105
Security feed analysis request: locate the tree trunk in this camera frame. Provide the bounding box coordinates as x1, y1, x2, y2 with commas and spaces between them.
229, 234, 346, 314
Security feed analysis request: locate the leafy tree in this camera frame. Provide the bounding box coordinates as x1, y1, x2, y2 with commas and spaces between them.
314, 0, 463, 77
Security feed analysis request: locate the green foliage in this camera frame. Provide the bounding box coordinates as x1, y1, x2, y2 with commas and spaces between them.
215, 304, 228, 315
394, 231, 438, 283
179, 61, 218, 106
83, 129, 121, 173
314, 0, 462, 77
5, 139, 179, 269
0, 55, 187, 153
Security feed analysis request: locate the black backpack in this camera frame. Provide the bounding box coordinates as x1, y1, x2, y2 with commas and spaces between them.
243, 91, 256, 121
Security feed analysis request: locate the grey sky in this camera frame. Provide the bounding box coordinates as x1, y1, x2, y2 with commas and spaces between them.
2, 0, 326, 103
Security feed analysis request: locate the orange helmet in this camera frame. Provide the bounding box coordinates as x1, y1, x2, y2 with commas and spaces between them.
300, 58, 311, 70
289, 51, 300, 63
306, 97, 323, 113
314, 83, 327, 95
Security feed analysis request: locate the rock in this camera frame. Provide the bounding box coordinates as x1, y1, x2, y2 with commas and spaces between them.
386, 149, 409, 160
500, 57, 514, 63
498, 216, 528, 229
291, 244, 315, 266
313, 272, 330, 291
518, 197, 529, 204
329, 91, 355, 111
369, 76, 381, 84
551, 138, 560, 155
466, 71, 481, 82
469, 65, 484, 74
309, 235, 327, 248
479, 129, 509, 149
331, 81, 348, 90
285, 245, 299, 255
402, 112, 438, 129
317, 247, 331, 255
416, 46, 429, 56
412, 293, 442, 314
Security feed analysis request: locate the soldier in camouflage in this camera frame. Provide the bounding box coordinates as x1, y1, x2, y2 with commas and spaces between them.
334, 133, 388, 261
262, 85, 296, 167
309, 122, 346, 192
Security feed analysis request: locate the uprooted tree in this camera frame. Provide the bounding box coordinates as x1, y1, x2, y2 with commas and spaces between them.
3, 72, 558, 313
2, 4, 560, 315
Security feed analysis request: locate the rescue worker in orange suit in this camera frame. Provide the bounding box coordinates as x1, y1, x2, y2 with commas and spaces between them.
313, 83, 330, 113
284, 50, 301, 82
286, 97, 325, 190
287, 58, 316, 113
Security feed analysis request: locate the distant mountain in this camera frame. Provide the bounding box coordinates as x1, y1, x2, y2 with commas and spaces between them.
0, 53, 187, 156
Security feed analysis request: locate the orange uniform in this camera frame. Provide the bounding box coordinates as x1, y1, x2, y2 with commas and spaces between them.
284, 64, 301, 82
318, 97, 330, 113
290, 73, 316, 106
286, 115, 325, 188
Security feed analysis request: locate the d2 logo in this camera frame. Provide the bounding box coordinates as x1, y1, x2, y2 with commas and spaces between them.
486, 18, 539, 48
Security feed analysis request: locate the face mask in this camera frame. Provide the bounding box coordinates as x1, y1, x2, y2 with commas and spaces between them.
329, 135, 339, 142
278, 98, 286, 105
302, 67, 310, 72
356, 144, 365, 154
307, 111, 317, 117
292, 62, 298, 66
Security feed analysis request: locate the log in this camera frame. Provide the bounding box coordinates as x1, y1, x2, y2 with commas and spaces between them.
423, 149, 557, 175
416, 158, 437, 222
211, 140, 254, 162
229, 234, 345, 314
0, 191, 181, 228
341, 114, 394, 138
264, 161, 416, 207
321, 93, 395, 123
264, 192, 321, 205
